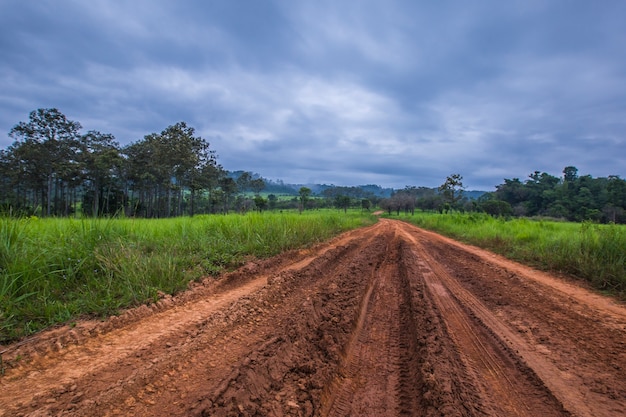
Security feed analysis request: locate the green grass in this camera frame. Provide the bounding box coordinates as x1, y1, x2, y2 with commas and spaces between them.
0, 210, 375, 343
392, 211, 626, 298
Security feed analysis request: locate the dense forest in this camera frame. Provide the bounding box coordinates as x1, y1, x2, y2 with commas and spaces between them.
380, 169, 626, 223
2, 108, 626, 223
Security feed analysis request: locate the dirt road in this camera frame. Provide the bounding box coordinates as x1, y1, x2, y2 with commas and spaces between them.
1, 219, 625, 416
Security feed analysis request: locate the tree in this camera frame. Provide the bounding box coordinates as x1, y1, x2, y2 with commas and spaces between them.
479, 198, 513, 217
236, 172, 252, 195
9, 108, 82, 216
160, 122, 208, 216
0, 148, 23, 213
267, 194, 278, 210
219, 177, 237, 214
80, 131, 123, 216
334, 195, 351, 213
495, 178, 527, 208
606, 176, 626, 222
122, 122, 220, 217
380, 191, 416, 215
253, 195, 268, 212
249, 178, 266, 195
438, 174, 465, 209
298, 187, 311, 213
524, 171, 560, 216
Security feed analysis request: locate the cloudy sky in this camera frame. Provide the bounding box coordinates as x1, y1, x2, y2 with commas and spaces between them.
1, 1, 625, 190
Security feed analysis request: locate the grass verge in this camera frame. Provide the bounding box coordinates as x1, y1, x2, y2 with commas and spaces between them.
392, 212, 626, 299
0, 210, 375, 343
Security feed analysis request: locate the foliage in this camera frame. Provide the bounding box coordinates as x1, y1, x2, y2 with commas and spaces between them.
0, 211, 376, 343
394, 211, 626, 298
6, 108, 82, 217
1, 109, 276, 218
491, 167, 626, 223
298, 187, 311, 212
334, 195, 351, 213
377, 168, 626, 224
438, 173, 465, 207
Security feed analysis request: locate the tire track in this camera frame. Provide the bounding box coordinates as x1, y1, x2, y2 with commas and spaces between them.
321, 231, 423, 416
395, 221, 576, 417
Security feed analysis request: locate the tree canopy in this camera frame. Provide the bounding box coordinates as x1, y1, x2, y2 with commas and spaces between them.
0, 109, 249, 217
377, 168, 626, 224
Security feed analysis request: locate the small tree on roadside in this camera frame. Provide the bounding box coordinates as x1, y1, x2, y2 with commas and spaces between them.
298, 187, 311, 213
438, 173, 465, 210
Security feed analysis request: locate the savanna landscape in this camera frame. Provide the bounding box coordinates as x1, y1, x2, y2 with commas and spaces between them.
1, 110, 626, 416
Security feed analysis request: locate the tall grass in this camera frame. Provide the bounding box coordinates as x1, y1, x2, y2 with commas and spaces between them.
395, 212, 626, 297
0, 210, 375, 343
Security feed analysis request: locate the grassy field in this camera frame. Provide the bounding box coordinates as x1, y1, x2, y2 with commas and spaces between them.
393, 212, 626, 298
0, 210, 376, 343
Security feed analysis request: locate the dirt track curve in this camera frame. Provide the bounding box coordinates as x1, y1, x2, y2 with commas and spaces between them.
1, 219, 625, 417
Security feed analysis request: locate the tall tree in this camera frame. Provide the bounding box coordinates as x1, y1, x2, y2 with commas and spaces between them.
563, 166, 579, 183
9, 109, 82, 216
219, 177, 237, 214
298, 187, 311, 213
80, 131, 123, 216
438, 174, 465, 209
606, 175, 626, 222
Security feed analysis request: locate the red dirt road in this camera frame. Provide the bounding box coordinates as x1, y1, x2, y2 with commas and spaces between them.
1, 219, 625, 416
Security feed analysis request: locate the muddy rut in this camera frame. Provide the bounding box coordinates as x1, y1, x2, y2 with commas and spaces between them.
1, 219, 625, 416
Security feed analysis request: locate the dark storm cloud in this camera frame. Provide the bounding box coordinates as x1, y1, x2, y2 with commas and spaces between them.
1, 0, 625, 190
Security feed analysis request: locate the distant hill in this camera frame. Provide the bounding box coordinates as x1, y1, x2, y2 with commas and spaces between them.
227, 170, 486, 199
291, 184, 394, 198
464, 190, 487, 200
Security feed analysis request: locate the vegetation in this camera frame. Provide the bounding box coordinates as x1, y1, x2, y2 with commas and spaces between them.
377, 169, 626, 224
394, 211, 626, 298
0, 211, 376, 343
485, 167, 626, 223
0, 108, 274, 218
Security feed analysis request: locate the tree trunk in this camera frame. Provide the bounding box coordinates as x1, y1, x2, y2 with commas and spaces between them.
47, 175, 53, 216
93, 179, 100, 217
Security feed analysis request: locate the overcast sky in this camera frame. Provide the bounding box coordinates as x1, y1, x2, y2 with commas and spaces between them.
1, 1, 625, 190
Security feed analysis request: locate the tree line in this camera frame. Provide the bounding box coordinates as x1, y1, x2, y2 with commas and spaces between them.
379, 169, 626, 224
0, 108, 268, 217
486, 167, 626, 223
2, 109, 626, 223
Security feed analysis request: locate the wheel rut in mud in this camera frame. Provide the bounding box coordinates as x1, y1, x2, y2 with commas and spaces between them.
1, 219, 625, 417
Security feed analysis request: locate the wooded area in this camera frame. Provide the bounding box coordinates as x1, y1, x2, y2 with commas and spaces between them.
2, 108, 626, 223
382, 169, 626, 224
0, 109, 264, 217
